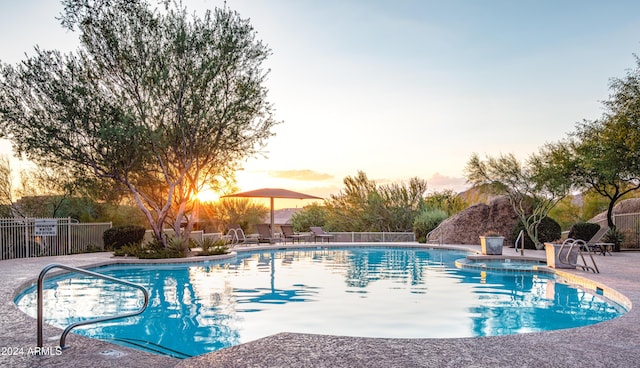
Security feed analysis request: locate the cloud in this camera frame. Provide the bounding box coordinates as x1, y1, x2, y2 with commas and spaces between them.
269, 169, 334, 181
428, 172, 469, 193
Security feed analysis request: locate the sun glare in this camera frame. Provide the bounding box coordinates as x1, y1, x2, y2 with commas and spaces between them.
195, 187, 220, 203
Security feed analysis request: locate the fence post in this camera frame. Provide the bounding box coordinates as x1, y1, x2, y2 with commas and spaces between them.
67, 217, 72, 255
25, 219, 30, 258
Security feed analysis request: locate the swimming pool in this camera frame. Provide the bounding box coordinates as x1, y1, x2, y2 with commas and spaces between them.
15, 247, 625, 358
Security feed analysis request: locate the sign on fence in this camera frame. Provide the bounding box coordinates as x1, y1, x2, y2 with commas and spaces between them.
34, 219, 58, 236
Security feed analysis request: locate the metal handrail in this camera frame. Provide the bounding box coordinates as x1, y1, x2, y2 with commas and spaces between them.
37, 263, 149, 348
426, 225, 443, 245
514, 230, 525, 255
557, 239, 599, 273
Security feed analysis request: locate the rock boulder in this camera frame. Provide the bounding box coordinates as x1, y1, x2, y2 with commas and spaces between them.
429, 196, 523, 245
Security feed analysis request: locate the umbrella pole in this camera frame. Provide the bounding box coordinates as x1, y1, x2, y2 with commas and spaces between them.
270, 197, 275, 238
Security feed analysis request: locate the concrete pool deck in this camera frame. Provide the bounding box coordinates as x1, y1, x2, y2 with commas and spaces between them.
1, 244, 639, 367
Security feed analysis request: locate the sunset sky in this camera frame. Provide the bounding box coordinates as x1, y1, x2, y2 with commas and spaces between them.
2, 0, 640, 208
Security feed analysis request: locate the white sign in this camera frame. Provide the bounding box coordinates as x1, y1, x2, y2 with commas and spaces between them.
34, 220, 58, 236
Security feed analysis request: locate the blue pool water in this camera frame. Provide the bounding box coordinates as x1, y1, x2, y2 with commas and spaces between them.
455, 258, 547, 271
16, 247, 625, 358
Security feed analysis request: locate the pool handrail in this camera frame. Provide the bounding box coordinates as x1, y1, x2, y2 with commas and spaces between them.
514, 230, 525, 255
37, 263, 149, 349
557, 239, 599, 273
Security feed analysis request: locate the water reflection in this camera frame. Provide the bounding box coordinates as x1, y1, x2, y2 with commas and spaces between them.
15, 248, 624, 358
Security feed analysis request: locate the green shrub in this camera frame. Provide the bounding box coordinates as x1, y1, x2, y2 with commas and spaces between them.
512, 217, 561, 249
603, 228, 625, 252
413, 208, 448, 243
197, 237, 229, 256
167, 236, 191, 257
112, 243, 142, 257
567, 222, 600, 241
112, 238, 188, 259
103, 226, 146, 250
291, 204, 328, 232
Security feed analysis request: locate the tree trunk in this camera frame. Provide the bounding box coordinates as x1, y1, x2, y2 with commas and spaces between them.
606, 198, 616, 230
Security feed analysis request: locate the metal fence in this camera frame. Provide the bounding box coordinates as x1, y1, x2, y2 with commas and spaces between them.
194, 231, 417, 244
0, 218, 112, 260
322, 232, 416, 243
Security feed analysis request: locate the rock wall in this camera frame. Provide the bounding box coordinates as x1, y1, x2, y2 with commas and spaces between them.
429, 196, 523, 245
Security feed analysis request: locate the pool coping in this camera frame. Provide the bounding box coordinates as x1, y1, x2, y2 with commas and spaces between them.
2, 243, 640, 367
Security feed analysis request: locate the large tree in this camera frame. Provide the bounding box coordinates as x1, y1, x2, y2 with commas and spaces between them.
465, 148, 573, 249
324, 171, 428, 232
566, 57, 640, 237
0, 156, 15, 217
0, 0, 277, 244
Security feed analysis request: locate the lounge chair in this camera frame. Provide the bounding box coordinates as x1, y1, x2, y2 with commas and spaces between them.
280, 224, 308, 244
256, 223, 280, 244
310, 226, 333, 243
582, 227, 614, 256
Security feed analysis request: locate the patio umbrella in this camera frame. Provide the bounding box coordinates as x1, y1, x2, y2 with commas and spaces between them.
221, 188, 322, 236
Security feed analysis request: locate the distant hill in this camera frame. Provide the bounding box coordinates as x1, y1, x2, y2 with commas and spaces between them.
267, 208, 304, 225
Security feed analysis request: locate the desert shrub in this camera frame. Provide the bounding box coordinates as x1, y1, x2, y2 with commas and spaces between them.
166, 237, 191, 257
413, 208, 448, 243
112, 238, 188, 259
603, 228, 625, 252
103, 225, 146, 250
291, 204, 328, 232
197, 237, 228, 256
112, 243, 143, 257
567, 222, 600, 241
512, 217, 561, 249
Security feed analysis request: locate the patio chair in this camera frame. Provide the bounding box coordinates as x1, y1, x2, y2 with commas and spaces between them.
256, 223, 280, 244
582, 227, 614, 256
280, 224, 308, 244
310, 226, 333, 243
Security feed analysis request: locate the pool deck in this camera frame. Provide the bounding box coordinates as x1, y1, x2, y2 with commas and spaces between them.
2, 243, 639, 368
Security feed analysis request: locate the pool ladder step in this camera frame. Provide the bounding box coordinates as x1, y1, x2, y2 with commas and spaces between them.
37, 263, 150, 349
106, 337, 193, 359
557, 239, 599, 273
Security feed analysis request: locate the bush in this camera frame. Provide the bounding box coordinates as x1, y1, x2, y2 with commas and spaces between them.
512, 217, 561, 249
291, 204, 328, 232
112, 243, 143, 257
197, 237, 229, 256
603, 228, 625, 252
103, 225, 146, 250
112, 237, 189, 259
413, 208, 448, 243
167, 236, 191, 257
567, 222, 600, 241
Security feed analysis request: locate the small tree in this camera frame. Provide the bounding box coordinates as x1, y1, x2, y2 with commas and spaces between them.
568, 117, 640, 234
465, 148, 572, 249
291, 203, 328, 232
563, 57, 640, 251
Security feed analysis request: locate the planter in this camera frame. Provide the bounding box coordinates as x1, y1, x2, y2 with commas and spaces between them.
544, 242, 578, 269
480, 236, 504, 255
